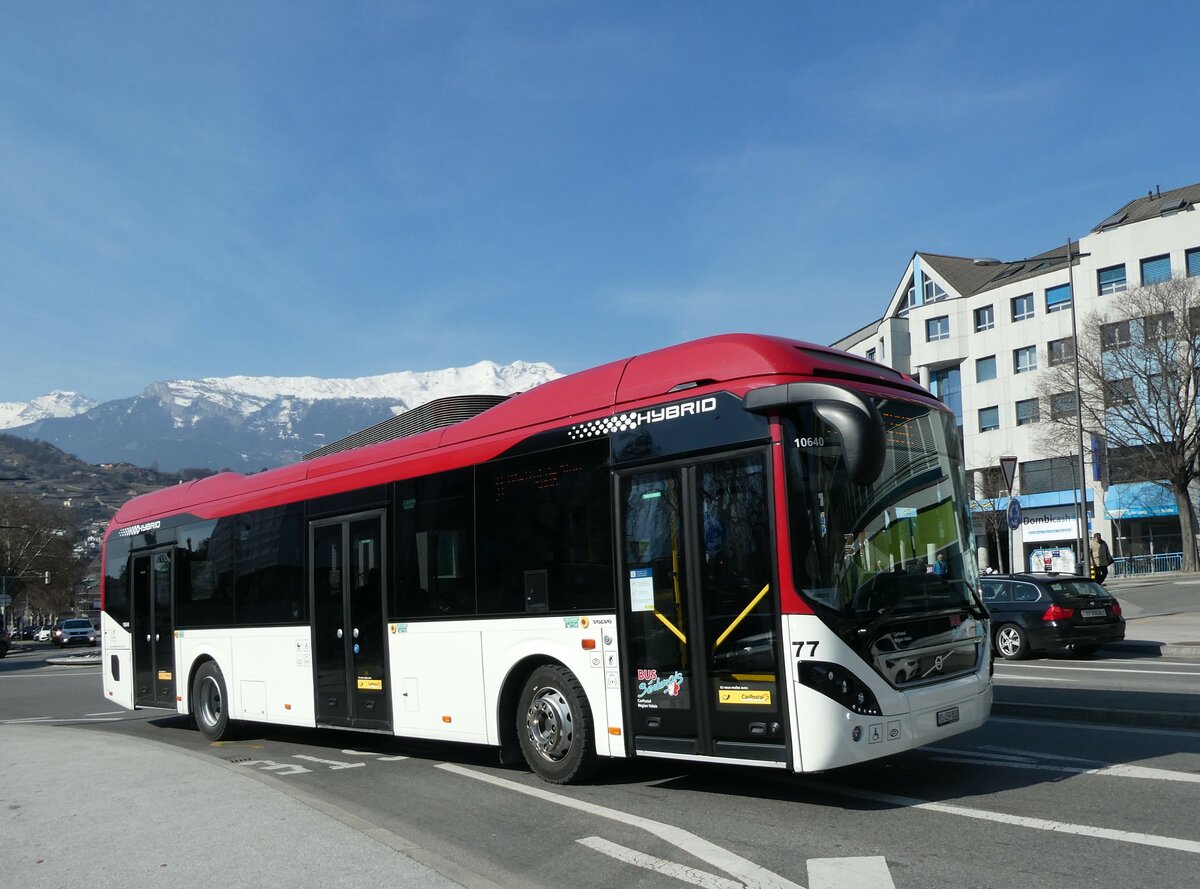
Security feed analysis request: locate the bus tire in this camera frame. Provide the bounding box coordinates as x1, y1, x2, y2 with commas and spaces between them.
192, 661, 233, 741
995, 623, 1028, 660
517, 664, 597, 784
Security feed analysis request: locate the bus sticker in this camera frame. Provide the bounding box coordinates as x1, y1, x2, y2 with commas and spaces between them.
629, 568, 655, 612
717, 687, 772, 706
636, 669, 686, 708
357, 677, 383, 691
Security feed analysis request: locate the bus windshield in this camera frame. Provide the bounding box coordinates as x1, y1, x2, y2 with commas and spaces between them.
783, 398, 979, 622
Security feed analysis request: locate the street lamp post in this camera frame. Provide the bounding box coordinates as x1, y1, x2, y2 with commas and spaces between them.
1066, 239, 1091, 574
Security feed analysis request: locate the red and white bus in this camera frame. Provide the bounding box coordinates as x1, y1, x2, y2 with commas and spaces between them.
100, 334, 991, 783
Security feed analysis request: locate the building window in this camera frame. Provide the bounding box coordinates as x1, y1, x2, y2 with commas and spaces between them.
976, 355, 997, 382
974, 305, 995, 332
1105, 378, 1135, 408
1141, 254, 1172, 286
1101, 320, 1131, 351
1098, 264, 1127, 294
1013, 345, 1037, 374
1144, 312, 1173, 344
1045, 283, 1072, 313
1187, 248, 1200, 278
926, 315, 950, 341
1047, 336, 1075, 366
1050, 391, 1077, 420
1021, 457, 1076, 494
979, 406, 999, 432
924, 276, 948, 302
865, 348, 876, 362
1015, 398, 1040, 426
1011, 293, 1034, 322
928, 367, 962, 426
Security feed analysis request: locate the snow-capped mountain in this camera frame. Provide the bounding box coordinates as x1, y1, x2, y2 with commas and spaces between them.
5, 360, 560, 472
0, 391, 96, 430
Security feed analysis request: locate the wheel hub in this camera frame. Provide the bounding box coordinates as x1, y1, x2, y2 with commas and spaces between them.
526, 687, 574, 761
199, 676, 223, 727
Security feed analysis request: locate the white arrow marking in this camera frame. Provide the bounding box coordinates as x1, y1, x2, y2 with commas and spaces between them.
807, 857, 895, 889
294, 754, 365, 770
438, 762, 801, 889
240, 759, 312, 776
578, 837, 741, 889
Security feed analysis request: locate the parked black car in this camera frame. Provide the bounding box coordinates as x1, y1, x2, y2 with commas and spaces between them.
981, 573, 1125, 659
0, 625, 10, 658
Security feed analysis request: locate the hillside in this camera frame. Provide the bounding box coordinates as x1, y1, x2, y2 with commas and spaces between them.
0, 434, 192, 533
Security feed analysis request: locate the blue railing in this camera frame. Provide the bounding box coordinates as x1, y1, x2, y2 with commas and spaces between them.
1111, 552, 1183, 576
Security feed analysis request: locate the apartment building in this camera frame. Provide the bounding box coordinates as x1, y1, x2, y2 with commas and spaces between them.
835, 182, 1200, 572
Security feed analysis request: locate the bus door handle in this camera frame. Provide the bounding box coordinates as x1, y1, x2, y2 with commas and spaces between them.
352, 628, 359, 639
337, 628, 343, 639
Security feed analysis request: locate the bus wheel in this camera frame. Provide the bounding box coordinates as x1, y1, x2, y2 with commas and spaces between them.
192, 661, 232, 741
517, 664, 597, 784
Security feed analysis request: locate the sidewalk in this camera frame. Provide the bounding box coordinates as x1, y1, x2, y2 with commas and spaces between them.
0, 724, 474, 889
1103, 574, 1200, 658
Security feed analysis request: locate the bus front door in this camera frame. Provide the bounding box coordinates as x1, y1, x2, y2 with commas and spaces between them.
310, 512, 390, 732
618, 452, 787, 765
132, 550, 176, 708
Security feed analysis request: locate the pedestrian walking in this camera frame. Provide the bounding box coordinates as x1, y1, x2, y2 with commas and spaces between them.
1090, 532, 1114, 584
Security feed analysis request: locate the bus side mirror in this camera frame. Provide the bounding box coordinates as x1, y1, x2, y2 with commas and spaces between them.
744, 382, 885, 486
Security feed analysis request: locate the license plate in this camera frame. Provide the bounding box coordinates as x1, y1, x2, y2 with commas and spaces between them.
936, 706, 960, 727
1081, 608, 1107, 618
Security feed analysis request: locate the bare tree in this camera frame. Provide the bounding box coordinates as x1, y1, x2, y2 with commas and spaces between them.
968, 466, 1009, 573
1037, 275, 1200, 572
0, 493, 78, 621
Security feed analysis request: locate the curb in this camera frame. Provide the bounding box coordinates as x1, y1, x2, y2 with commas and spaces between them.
45, 653, 101, 666
1104, 639, 1200, 659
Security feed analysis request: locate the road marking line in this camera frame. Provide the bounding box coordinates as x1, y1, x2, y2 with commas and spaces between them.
0, 717, 53, 723
803, 780, 1200, 854
807, 857, 896, 889
85, 711, 124, 717
969, 746, 1200, 784
996, 664, 1200, 677
578, 837, 742, 889
438, 763, 802, 889
993, 675, 1076, 683
294, 754, 366, 770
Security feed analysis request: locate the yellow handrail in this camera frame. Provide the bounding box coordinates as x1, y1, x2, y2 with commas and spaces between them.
712, 584, 770, 653
653, 610, 687, 644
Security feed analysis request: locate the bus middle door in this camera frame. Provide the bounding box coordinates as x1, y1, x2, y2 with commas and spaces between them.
310, 512, 390, 732
132, 549, 176, 708
618, 451, 787, 765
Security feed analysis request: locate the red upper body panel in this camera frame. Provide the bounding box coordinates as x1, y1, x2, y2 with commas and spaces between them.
108, 333, 933, 533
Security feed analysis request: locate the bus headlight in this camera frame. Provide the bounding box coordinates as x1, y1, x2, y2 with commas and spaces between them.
798, 661, 882, 716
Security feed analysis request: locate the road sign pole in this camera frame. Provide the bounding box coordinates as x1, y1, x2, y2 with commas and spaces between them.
999, 456, 1018, 573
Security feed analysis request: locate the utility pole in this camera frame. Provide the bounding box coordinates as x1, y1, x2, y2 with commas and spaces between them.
1066, 239, 1091, 575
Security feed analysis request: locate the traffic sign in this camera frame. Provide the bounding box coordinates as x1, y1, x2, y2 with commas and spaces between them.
1007, 497, 1022, 531
999, 455, 1018, 494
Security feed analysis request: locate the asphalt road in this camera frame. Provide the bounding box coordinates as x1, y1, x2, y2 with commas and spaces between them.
3, 640, 1198, 889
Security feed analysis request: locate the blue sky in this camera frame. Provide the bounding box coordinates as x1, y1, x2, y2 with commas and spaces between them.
3, 1, 1198, 404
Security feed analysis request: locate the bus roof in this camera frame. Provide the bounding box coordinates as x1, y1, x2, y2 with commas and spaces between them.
109, 333, 927, 530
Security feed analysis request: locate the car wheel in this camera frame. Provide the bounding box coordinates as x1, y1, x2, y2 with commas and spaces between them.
517, 664, 597, 784
192, 661, 234, 742
995, 623, 1029, 660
